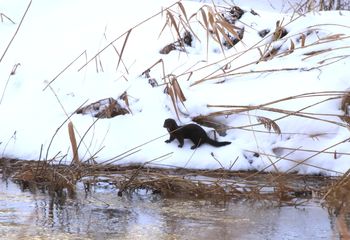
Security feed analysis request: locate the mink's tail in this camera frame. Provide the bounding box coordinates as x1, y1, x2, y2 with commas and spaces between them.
206, 138, 231, 147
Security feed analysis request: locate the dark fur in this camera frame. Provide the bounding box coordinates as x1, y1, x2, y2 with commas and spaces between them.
163, 118, 231, 149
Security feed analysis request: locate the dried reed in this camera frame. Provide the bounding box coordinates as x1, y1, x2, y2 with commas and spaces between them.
166, 75, 187, 119
0, 1, 31, 64
68, 121, 80, 165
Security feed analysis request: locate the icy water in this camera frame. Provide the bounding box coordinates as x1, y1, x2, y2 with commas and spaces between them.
0, 176, 343, 240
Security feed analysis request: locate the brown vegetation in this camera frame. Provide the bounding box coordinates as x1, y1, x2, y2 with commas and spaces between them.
0, 157, 337, 207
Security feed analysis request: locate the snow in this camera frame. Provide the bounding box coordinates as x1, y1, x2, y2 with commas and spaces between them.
1, 0, 350, 175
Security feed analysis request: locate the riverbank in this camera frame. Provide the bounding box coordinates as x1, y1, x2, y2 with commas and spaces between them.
1, 157, 348, 239
0, 157, 338, 203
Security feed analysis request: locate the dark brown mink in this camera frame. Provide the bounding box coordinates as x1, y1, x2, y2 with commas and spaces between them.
163, 118, 231, 149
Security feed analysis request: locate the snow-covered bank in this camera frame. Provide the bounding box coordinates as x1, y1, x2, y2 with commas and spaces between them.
1, 0, 350, 175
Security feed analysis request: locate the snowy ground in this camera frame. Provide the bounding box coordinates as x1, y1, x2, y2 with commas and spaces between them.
1, 0, 350, 175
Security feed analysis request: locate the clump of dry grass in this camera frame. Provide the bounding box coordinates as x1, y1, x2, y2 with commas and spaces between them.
336, 211, 350, 238
257, 116, 282, 135
2, 120, 84, 195
164, 75, 187, 120
78, 164, 332, 205
258, 20, 289, 61
10, 160, 77, 196
272, 20, 288, 41
323, 168, 350, 213
194, 4, 243, 52
76, 97, 129, 118
140, 59, 187, 120
0, 157, 334, 205
159, 31, 193, 54
339, 91, 350, 125
340, 91, 350, 115
322, 168, 350, 236
192, 116, 230, 136
158, 2, 243, 57
117, 172, 233, 199
298, 0, 350, 12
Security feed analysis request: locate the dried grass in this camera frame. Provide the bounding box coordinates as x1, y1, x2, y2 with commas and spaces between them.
183, 20, 349, 86
300, 0, 349, 11
164, 75, 187, 120
336, 211, 350, 239
158, 2, 242, 57
341, 91, 350, 115
257, 116, 281, 135
201, 91, 349, 135
6, 159, 78, 196
76, 97, 129, 118
192, 116, 230, 136
323, 165, 350, 210
1, 158, 335, 205
322, 160, 350, 235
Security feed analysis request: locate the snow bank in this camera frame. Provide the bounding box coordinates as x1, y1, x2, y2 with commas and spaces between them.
1, 0, 350, 175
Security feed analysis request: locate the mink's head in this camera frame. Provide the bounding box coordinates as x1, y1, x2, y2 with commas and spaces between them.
163, 118, 177, 130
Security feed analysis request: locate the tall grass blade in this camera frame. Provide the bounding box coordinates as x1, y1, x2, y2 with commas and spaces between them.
116, 29, 132, 72
0, 0, 32, 64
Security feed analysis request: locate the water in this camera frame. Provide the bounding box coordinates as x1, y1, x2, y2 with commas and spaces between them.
0, 177, 342, 240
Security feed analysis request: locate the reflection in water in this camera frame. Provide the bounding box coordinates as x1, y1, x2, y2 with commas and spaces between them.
0, 178, 343, 239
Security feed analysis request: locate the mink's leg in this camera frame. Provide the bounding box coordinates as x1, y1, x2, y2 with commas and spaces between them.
177, 137, 184, 148
165, 135, 175, 143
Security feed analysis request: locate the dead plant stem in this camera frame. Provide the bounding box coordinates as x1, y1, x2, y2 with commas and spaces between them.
0, 0, 32, 64
43, 50, 87, 91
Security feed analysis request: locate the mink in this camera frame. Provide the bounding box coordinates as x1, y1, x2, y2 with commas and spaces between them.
163, 118, 231, 149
